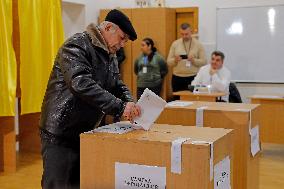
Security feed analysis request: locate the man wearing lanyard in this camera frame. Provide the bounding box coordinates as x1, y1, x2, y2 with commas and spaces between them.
167, 23, 207, 92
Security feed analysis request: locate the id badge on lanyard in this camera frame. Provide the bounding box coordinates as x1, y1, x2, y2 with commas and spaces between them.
183, 39, 192, 68
143, 56, 148, 73
186, 60, 191, 68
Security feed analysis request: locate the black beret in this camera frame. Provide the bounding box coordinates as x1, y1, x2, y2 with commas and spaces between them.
105, 9, 137, 41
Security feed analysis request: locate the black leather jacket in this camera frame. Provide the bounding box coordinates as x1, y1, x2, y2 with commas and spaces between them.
39, 24, 133, 139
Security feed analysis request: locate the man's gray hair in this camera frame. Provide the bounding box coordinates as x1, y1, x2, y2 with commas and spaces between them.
99, 21, 118, 30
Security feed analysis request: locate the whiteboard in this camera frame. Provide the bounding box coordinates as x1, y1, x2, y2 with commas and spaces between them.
217, 5, 284, 83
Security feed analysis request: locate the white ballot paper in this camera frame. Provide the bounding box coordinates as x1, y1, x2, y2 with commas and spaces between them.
115, 162, 166, 189
89, 122, 134, 134
133, 88, 167, 130
166, 101, 193, 107
214, 156, 231, 189
250, 125, 261, 157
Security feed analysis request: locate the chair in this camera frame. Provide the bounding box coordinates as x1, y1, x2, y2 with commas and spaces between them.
229, 83, 242, 103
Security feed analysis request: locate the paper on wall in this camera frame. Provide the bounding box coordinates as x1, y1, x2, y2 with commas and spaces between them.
196, 106, 208, 127
171, 137, 191, 174
214, 156, 231, 189
115, 162, 166, 189
133, 88, 167, 130
166, 101, 193, 107
250, 125, 261, 157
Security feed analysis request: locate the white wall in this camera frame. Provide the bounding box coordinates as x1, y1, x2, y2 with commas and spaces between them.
171, 0, 284, 102
62, 0, 137, 30
62, 0, 284, 102
62, 1, 86, 39
237, 83, 284, 103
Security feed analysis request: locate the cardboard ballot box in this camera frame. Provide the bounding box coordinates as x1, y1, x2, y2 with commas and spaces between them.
80, 123, 234, 189
249, 95, 284, 144
156, 101, 261, 189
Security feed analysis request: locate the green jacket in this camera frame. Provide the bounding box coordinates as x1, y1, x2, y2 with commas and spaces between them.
134, 52, 168, 88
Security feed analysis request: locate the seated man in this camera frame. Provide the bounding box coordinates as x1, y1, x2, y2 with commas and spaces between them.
191, 51, 231, 101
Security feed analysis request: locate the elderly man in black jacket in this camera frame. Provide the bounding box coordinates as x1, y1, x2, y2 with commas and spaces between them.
39, 9, 140, 189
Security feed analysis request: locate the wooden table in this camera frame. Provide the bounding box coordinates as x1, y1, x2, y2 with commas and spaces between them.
248, 94, 284, 144
156, 101, 261, 189
173, 91, 226, 102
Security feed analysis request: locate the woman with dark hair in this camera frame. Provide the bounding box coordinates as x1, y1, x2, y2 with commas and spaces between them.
134, 37, 168, 99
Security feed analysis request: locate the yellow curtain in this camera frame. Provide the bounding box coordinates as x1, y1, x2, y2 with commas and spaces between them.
0, 0, 17, 116
18, 0, 64, 114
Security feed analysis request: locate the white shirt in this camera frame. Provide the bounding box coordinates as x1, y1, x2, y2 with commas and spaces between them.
191, 64, 231, 101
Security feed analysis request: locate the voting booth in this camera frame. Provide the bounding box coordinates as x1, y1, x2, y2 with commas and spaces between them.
156, 101, 261, 189
80, 123, 234, 189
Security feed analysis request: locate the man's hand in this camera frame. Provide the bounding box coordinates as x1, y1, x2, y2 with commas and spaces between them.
175, 56, 182, 63
210, 68, 218, 75
188, 55, 195, 64
122, 102, 141, 123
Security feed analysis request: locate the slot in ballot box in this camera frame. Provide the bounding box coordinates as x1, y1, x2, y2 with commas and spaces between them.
80, 123, 234, 189
156, 101, 261, 189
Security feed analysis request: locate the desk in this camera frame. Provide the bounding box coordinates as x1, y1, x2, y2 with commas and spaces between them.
248, 95, 284, 144
156, 101, 261, 189
173, 91, 226, 102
